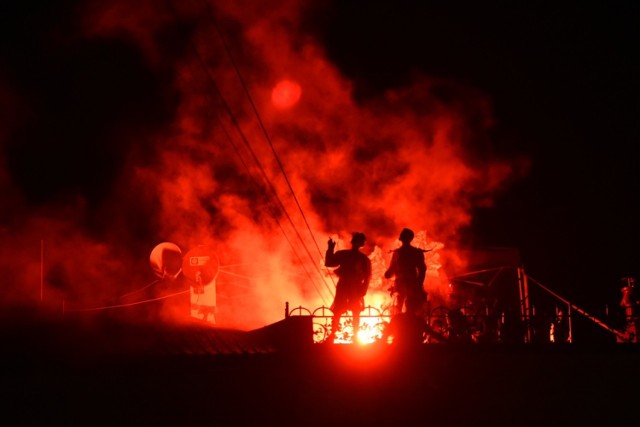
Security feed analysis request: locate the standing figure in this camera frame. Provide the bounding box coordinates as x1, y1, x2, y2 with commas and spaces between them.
325, 232, 372, 343
382, 296, 447, 345
384, 228, 427, 315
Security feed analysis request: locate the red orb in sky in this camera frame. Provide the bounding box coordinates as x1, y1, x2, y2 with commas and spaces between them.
271, 79, 302, 109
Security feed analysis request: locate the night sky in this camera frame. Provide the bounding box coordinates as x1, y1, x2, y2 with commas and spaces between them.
322, 2, 639, 308
0, 1, 638, 320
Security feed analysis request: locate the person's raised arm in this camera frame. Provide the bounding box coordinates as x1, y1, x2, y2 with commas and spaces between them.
325, 238, 338, 267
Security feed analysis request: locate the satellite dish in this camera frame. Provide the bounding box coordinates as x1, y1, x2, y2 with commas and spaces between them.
149, 242, 183, 279
182, 245, 219, 287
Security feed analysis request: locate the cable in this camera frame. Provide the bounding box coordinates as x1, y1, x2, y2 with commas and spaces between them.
116, 279, 161, 300
187, 28, 331, 302
526, 274, 626, 340
162, 0, 333, 303
202, 0, 328, 268
177, 63, 326, 300
64, 290, 190, 313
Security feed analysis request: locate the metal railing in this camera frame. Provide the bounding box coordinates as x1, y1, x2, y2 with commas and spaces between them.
285, 268, 634, 344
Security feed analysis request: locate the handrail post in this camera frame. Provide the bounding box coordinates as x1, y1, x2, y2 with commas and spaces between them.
567, 303, 573, 343
523, 270, 532, 343
527, 273, 626, 342
517, 265, 533, 343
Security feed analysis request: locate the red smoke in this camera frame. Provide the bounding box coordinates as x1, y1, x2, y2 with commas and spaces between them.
0, 0, 529, 331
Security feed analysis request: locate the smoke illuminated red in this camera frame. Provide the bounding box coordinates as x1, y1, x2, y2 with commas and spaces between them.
0, 0, 530, 332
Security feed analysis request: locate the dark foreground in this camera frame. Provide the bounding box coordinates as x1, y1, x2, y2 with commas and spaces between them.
1, 316, 638, 426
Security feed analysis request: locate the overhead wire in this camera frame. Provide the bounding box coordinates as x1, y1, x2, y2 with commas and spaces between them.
162, 0, 334, 303
191, 0, 335, 300
201, 0, 329, 268
199, 0, 336, 298
175, 61, 326, 301
64, 290, 190, 313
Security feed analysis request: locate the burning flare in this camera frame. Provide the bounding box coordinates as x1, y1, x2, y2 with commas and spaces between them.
271, 79, 302, 109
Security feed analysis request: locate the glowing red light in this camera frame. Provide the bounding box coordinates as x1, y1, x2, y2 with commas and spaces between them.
271, 79, 301, 109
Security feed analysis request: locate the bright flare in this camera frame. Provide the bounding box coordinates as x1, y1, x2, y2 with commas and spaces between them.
271, 79, 302, 109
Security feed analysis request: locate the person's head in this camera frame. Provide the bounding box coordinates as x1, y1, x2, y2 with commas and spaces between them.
399, 228, 414, 244
350, 232, 366, 248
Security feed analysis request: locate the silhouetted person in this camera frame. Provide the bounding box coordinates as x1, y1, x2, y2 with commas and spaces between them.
384, 314, 426, 346
383, 297, 446, 345
447, 307, 473, 343
384, 228, 427, 315
325, 232, 372, 343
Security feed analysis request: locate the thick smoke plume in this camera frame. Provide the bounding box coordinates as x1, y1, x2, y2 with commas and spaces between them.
0, 0, 527, 330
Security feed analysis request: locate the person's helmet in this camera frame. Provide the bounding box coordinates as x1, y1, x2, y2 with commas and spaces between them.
399, 228, 414, 243
350, 232, 366, 247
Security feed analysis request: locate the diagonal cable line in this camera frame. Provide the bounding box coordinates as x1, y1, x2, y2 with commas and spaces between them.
163, 0, 334, 302
200, 0, 333, 278
176, 65, 327, 302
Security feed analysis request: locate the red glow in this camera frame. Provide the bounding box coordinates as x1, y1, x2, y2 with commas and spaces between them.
331, 342, 390, 370
0, 0, 527, 333
271, 80, 302, 109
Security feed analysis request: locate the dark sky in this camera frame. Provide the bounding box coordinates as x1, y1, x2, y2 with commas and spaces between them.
1, 1, 638, 314
321, 2, 640, 308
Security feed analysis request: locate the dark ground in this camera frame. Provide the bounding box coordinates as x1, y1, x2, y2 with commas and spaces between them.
1, 312, 639, 427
